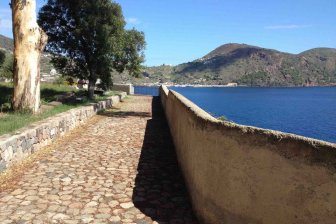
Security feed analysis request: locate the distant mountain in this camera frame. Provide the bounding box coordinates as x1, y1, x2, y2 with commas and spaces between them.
140, 43, 336, 86
0, 35, 14, 52
2, 35, 336, 86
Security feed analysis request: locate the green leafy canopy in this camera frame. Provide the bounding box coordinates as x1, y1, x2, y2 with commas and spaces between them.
0, 51, 14, 80
38, 0, 145, 93
0, 50, 5, 67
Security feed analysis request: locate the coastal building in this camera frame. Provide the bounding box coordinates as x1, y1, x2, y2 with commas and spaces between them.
226, 82, 238, 87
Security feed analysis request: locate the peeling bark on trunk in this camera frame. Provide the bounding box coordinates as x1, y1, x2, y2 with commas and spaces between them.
11, 0, 48, 113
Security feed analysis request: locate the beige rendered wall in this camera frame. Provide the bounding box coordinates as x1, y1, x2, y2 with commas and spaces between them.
112, 84, 134, 95
160, 85, 336, 224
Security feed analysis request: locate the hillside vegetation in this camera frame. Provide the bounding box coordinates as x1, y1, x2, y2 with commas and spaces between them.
141, 43, 336, 86
0, 35, 54, 78
0, 35, 13, 52
2, 35, 335, 86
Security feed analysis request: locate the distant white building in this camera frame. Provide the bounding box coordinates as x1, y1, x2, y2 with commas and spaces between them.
226, 82, 238, 87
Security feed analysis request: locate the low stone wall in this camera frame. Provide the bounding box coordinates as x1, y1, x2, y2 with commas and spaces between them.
160, 85, 336, 224
0, 93, 126, 172
112, 84, 134, 95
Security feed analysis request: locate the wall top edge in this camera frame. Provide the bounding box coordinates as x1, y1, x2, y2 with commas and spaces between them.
160, 85, 336, 148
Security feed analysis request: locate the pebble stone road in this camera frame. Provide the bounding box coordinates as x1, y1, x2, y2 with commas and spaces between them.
0, 96, 198, 224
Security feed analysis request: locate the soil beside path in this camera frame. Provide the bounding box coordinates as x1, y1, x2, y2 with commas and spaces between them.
0, 96, 198, 224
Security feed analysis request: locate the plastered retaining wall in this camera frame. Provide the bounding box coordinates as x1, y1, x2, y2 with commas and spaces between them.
159, 85, 336, 224
0, 93, 126, 172
112, 84, 134, 95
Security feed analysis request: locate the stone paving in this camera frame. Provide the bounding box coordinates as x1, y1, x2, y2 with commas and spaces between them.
0, 96, 198, 224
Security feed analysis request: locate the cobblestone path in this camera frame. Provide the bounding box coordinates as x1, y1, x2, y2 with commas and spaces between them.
0, 96, 198, 224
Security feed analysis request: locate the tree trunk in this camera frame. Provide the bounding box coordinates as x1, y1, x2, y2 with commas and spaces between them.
11, 0, 48, 113
88, 78, 96, 99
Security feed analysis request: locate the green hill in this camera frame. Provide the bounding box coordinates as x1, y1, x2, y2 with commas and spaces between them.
2, 35, 335, 86
140, 44, 336, 86
0, 35, 54, 76
0, 35, 14, 52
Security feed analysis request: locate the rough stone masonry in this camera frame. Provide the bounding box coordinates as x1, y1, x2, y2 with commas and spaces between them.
0, 93, 126, 171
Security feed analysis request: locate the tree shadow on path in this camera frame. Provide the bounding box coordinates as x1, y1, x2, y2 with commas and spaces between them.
132, 97, 199, 223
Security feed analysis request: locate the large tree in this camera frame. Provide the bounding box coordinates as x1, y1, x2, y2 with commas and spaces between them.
38, 0, 145, 98
11, 0, 48, 113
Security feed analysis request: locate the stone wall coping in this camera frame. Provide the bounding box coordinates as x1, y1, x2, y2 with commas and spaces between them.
164, 86, 336, 149
0, 94, 119, 141
160, 85, 336, 223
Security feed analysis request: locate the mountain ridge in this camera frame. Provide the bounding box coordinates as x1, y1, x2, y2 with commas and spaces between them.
1, 35, 335, 86
0, 34, 13, 52
145, 43, 336, 86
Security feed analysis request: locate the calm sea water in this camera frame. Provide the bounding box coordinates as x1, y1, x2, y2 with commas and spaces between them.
134, 86, 160, 96
135, 86, 336, 143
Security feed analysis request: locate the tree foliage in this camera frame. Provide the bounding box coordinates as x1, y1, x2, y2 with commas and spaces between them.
0, 50, 5, 67
0, 54, 14, 80
0, 50, 7, 79
38, 0, 145, 97
0, 53, 14, 79
0, 35, 14, 51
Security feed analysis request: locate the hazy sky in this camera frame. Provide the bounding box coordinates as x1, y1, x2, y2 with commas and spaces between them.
1, 0, 335, 66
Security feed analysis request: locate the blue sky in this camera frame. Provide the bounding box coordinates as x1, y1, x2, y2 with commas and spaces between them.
1, 0, 335, 66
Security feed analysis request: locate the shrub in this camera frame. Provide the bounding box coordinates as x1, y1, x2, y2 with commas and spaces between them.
217, 115, 227, 121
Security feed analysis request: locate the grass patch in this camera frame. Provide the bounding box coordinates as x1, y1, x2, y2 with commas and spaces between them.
0, 82, 77, 105
92, 90, 120, 102
41, 83, 77, 103
217, 115, 228, 121
0, 82, 122, 135
123, 95, 130, 100
0, 104, 81, 136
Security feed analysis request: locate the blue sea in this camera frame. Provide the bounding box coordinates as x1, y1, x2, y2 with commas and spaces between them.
134, 86, 336, 143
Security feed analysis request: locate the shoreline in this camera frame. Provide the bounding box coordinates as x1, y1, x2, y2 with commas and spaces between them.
134, 84, 336, 88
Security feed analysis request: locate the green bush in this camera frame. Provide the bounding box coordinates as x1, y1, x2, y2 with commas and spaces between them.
237, 71, 270, 86
0, 50, 5, 67
217, 115, 227, 121
0, 54, 14, 79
